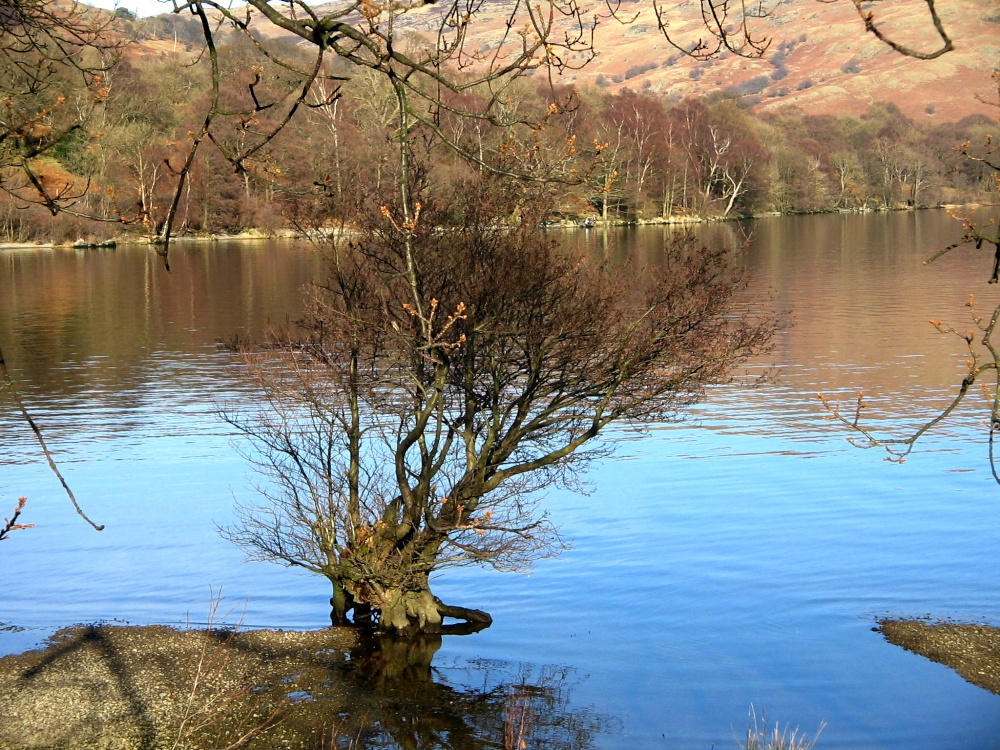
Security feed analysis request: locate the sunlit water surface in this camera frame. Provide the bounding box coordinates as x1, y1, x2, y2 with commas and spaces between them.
3, 211, 1000, 748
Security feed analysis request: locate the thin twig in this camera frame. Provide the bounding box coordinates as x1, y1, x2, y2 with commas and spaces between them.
0, 343, 103, 531
0, 497, 34, 541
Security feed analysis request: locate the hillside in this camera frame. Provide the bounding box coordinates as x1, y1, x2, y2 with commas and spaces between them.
576, 0, 997, 122
423, 0, 998, 122
141, 0, 995, 123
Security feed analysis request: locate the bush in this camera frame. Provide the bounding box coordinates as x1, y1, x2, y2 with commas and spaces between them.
733, 75, 770, 96
624, 60, 658, 80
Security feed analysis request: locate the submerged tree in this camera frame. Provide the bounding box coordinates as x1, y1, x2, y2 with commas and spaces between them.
193, 0, 950, 635
222, 173, 777, 635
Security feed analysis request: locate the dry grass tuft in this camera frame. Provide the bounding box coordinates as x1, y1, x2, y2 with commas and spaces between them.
739, 705, 825, 750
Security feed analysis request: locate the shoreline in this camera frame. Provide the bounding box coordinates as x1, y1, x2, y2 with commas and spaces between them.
2, 203, 992, 251
2, 616, 999, 749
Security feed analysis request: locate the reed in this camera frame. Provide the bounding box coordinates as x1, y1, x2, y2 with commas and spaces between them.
739, 705, 825, 750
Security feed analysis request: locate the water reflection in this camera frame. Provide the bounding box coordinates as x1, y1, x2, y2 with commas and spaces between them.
3, 214, 994, 453
0, 240, 321, 402
0, 241, 322, 461
339, 634, 614, 750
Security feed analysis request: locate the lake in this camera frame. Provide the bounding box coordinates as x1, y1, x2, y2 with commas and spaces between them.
3, 210, 1000, 749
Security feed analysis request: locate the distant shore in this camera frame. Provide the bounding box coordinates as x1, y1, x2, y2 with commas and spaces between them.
1, 203, 992, 251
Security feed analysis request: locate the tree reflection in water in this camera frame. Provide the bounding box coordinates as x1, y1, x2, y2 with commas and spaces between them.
325, 631, 616, 750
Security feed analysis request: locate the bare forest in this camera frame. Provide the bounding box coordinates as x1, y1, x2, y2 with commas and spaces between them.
0, 7, 994, 244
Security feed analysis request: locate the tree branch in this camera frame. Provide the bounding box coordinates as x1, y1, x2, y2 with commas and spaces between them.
0, 343, 103, 531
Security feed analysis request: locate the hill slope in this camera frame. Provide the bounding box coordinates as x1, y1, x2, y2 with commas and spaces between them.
446, 0, 996, 121
209, 0, 997, 122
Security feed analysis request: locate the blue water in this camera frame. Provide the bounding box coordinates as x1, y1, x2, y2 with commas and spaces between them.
3, 213, 1000, 748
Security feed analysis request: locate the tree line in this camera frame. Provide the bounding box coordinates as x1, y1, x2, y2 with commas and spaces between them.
1, 22, 993, 244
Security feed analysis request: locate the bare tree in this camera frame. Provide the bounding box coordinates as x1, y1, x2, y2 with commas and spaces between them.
156, 0, 823, 255
222, 172, 777, 635
194, 0, 957, 633
105, 0, 961, 276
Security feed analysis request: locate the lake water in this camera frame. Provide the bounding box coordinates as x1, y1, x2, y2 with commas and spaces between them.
3, 210, 1000, 748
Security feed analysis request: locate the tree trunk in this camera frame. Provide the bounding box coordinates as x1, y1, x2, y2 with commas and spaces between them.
378, 588, 492, 636
379, 588, 444, 635
328, 576, 492, 636
330, 579, 352, 626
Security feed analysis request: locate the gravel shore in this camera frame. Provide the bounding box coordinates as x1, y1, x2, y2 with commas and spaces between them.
0, 624, 360, 750
878, 619, 1000, 695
